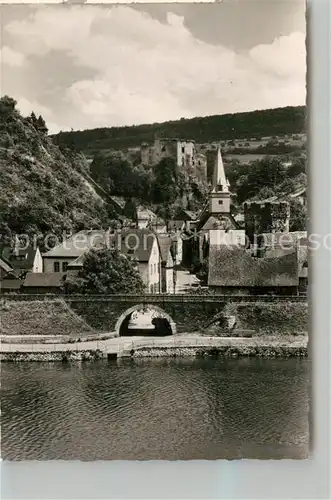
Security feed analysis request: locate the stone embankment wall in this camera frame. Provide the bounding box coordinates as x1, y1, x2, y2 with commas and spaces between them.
0, 299, 95, 337
223, 301, 308, 336
0, 349, 104, 362
131, 345, 307, 358
1, 296, 308, 337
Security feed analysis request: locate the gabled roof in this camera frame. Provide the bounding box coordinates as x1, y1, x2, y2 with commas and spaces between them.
67, 254, 85, 269
157, 234, 174, 264
42, 230, 108, 258
200, 214, 238, 232
1, 245, 39, 271
0, 257, 13, 274
259, 231, 307, 248
23, 272, 65, 288
208, 244, 298, 287
112, 228, 158, 262
0, 278, 22, 290
173, 208, 198, 221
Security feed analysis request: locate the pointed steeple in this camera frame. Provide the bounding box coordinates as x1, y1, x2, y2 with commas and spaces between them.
212, 146, 230, 193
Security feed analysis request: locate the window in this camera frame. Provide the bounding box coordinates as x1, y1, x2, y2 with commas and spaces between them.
54, 262, 60, 272
181, 146, 185, 153
150, 284, 153, 293
218, 200, 223, 205
150, 264, 153, 275
62, 262, 68, 272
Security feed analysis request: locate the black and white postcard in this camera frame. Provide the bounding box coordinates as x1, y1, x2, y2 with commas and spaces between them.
0, 1, 308, 461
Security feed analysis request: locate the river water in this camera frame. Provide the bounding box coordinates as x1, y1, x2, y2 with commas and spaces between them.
1, 357, 309, 460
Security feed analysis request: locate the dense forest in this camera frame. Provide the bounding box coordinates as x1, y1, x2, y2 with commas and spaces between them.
52, 106, 306, 156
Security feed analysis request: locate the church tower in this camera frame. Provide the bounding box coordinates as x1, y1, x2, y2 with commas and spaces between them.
208, 146, 231, 214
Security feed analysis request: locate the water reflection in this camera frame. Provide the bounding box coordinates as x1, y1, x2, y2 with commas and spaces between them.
1, 358, 309, 460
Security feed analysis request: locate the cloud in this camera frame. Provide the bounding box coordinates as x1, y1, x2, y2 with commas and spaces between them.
16, 97, 69, 134
0, 46, 26, 67
17, 97, 51, 117
3, 5, 306, 132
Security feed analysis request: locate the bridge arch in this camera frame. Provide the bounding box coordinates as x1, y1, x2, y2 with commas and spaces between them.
115, 304, 177, 336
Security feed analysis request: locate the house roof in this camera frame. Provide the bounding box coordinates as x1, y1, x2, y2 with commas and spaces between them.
200, 214, 238, 232
157, 234, 173, 263
259, 231, 307, 249
111, 228, 158, 262
0, 257, 13, 274
182, 209, 198, 220
23, 272, 65, 288
208, 244, 299, 287
173, 208, 198, 221
0, 278, 22, 290
42, 230, 108, 258
1, 245, 39, 271
43, 228, 159, 263
67, 254, 85, 269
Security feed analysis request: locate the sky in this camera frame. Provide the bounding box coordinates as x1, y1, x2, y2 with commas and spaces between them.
0, 1, 306, 134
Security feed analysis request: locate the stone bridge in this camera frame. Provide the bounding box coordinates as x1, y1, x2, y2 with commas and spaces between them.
65, 294, 306, 335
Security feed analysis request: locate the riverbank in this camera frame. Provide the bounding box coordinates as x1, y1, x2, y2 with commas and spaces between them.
0, 335, 308, 361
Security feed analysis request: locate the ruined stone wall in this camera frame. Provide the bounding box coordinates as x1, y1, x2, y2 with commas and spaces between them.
244, 201, 290, 244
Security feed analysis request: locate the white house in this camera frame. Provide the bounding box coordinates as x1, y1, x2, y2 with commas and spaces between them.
157, 234, 175, 294
44, 228, 162, 294
42, 230, 108, 273
1, 243, 43, 276
113, 228, 161, 293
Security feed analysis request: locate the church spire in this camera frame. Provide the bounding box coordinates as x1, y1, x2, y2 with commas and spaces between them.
212, 145, 230, 193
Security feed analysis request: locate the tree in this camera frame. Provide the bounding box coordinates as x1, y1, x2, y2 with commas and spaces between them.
64, 246, 145, 294
152, 157, 178, 204
289, 199, 307, 231
36, 115, 48, 135
236, 156, 288, 203
0, 96, 17, 117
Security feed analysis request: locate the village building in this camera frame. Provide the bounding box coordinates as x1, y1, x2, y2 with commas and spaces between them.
111, 228, 162, 294
190, 146, 246, 264
207, 234, 307, 296
157, 234, 175, 294
42, 228, 163, 294
0, 256, 13, 279
42, 230, 107, 273
1, 243, 43, 278
0, 257, 22, 293
22, 272, 65, 294
174, 143, 309, 297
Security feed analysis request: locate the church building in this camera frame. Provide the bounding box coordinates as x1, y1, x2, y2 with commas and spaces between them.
196, 146, 246, 262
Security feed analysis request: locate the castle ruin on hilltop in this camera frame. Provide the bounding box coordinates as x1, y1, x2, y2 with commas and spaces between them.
140, 138, 207, 183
